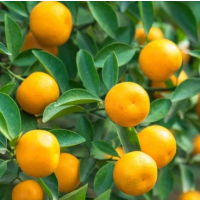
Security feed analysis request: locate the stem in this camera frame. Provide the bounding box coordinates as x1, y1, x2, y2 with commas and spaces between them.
0, 64, 25, 81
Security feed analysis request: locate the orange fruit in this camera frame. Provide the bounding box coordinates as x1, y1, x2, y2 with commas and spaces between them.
22, 32, 58, 56
105, 146, 125, 160
30, 1, 72, 47
16, 72, 60, 115
16, 130, 60, 178
54, 153, 80, 193
138, 125, 176, 169
113, 151, 157, 196
192, 135, 200, 156
105, 82, 150, 127
151, 70, 188, 98
178, 190, 200, 200
139, 39, 182, 81
196, 95, 200, 119
135, 27, 164, 45
12, 180, 44, 200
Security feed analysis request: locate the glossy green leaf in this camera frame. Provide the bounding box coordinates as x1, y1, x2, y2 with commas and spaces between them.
62, 2, 79, 23
172, 78, 200, 102
13, 49, 37, 67
80, 157, 96, 182
76, 7, 94, 26
102, 52, 119, 90
95, 43, 135, 68
94, 162, 114, 196
0, 82, 16, 95
0, 93, 21, 140
1, 1, 28, 18
33, 50, 69, 93
142, 99, 171, 124
5, 15, 23, 61
117, 25, 135, 44
77, 50, 100, 94
78, 116, 93, 149
0, 160, 8, 178
88, 2, 118, 39
21, 112, 37, 134
59, 184, 88, 200
43, 103, 86, 123
59, 39, 78, 79
94, 189, 111, 200
116, 126, 140, 153
93, 119, 104, 141
158, 167, 174, 200
26, 1, 38, 13
180, 165, 195, 192
55, 89, 102, 107
92, 140, 119, 157
49, 129, 86, 148
0, 42, 11, 55
188, 50, 200, 59
0, 133, 7, 153
38, 173, 58, 200
139, 1, 154, 35
190, 154, 200, 163
161, 2, 198, 42
77, 32, 98, 56
9, 132, 22, 147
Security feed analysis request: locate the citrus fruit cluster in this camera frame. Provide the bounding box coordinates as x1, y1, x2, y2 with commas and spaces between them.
22, 1, 72, 55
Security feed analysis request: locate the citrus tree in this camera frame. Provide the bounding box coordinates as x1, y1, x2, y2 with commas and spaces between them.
0, 1, 200, 200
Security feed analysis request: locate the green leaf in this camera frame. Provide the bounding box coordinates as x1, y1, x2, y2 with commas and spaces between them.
171, 78, 200, 102
33, 50, 69, 93
94, 162, 114, 196
116, 126, 140, 153
49, 129, 86, 148
77, 32, 98, 56
142, 99, 171, 124
0, 42, 11, 55
0, 82, 16, 95
58, 39, 78, 79
62, 2, 79, 23
13, 49, 37, 67
43, 103, 86, 123
180, 165, 195, 192
188, 50, 200, 59
94, 189, 111, 200
78, 116, 93, 149
1, 1, 28, 18
38, 173, 58, 200
190, 154, 200, 164
55, 89, 102, 107
59, 184, 88, 200
161, 2, 198, 42
102, 52, 119, 90
26, 1, 38, 13
77, 50, 100, 94
0, 160, 8, 178
158, 167, 174, 200
139, 1, 154, 35
88, 2, 118, 39
93, 119, 104, 141
95, 43, 135, 68
21, 112, 37, 134
80, 157, 96, 182
92, 140, 119, 157
5, 14, 23, 61
0, 93, 21, 140
76, 7, 94, 27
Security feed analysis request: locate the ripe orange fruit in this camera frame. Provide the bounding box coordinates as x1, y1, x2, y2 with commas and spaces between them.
54, 153, 80, 193
139, 39, 182, 81
113, 151, 157, 196
151, 70, 188, 98
22, 32, 58, 56
135, 27, 164, 45
30, 1, 72, 47
178, 190, 200, 200
138, 125, 176, 169
105, 82, 150, 127
16, 72, 60, 115
16, 130, 60, 178
12, 180, 44, 200
105, 146, 125, 160
192, 135, 200, 156
12, 180, 43, 200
